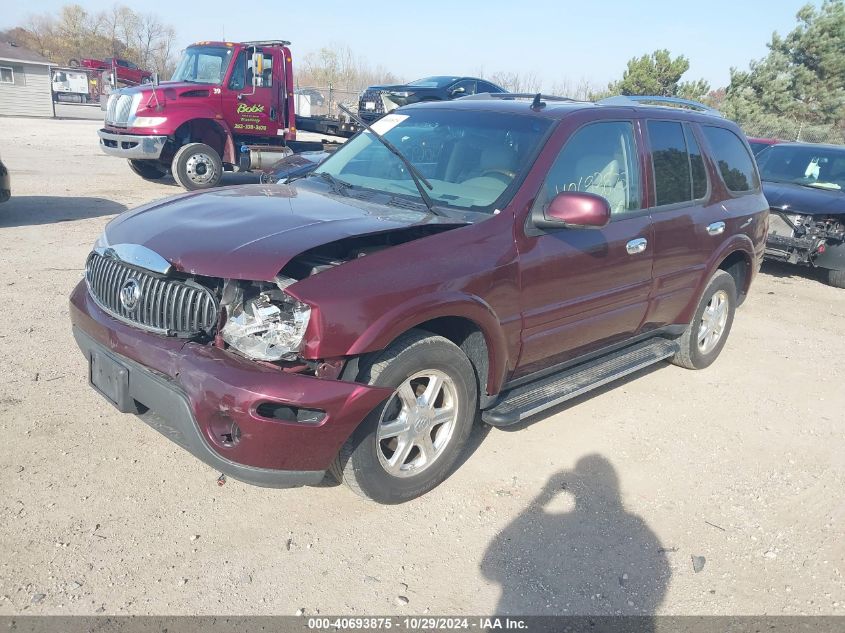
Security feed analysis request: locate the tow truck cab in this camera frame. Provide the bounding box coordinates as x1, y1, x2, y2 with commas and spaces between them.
97, 40, 318, 190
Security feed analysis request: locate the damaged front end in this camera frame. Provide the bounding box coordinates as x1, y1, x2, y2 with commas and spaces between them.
219, 277, 311, 362
766, 210, 845, 266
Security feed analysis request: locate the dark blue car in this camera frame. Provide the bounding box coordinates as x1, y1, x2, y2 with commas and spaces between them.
357, 76, 506, 121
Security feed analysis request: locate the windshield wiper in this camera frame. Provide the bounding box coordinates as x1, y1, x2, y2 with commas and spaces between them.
311, 170, 353, 190
337, 103, 445, 216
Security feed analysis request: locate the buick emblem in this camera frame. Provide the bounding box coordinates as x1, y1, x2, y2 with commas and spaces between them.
119, 278, 141, 311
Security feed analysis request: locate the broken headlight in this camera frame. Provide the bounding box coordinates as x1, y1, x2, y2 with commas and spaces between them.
220, 279, 311, 361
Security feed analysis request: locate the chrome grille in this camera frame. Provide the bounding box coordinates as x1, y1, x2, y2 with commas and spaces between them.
86, 252, 219, 336
105, 93, 135, 127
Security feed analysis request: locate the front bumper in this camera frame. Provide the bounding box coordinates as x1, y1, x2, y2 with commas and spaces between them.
98, 129, 167, 160
70, 281, 392, 487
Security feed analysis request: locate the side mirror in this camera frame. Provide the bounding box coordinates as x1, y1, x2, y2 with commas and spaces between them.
451, 86, 466, 96
252, 52, 264, 87
533, 191, 611, 230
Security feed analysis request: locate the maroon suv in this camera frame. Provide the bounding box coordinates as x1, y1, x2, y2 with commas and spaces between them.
70, 94, 768, 503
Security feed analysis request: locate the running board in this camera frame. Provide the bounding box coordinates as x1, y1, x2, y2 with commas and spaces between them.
482, 338, 680, 427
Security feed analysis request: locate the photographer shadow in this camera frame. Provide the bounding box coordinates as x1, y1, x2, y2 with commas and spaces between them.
481, 455, 670, 625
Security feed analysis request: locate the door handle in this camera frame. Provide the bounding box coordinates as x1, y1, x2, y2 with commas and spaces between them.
626, 238, 648, 255
707, 221, 726, 236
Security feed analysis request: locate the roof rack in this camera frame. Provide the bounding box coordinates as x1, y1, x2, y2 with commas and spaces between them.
598, 95, 722, 117
242, 40, 292, 48
461, 92, 576, 103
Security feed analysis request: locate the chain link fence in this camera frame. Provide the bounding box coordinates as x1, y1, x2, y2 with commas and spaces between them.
740, 121, 845, 145
293, 85, 360, 119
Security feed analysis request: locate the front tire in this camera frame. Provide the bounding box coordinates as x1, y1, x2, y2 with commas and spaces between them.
332, 330, 478, 504
672, 270, 737, 370
127, 159, 167, 180
171, 142, 222, 190
826, 268, 845, 289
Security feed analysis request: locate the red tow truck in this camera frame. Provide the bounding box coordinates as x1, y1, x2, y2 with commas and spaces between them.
97, 40, 329, 189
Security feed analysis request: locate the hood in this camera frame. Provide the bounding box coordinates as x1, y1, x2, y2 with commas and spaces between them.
114, 81, 218, 104
103, 183, 456, 281
763, 181, 845, 216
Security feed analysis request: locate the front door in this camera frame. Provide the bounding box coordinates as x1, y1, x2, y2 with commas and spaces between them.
514, 119, 653, 378
222, 47, 280, 138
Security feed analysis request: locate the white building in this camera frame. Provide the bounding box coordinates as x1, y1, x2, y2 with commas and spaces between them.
0, 41, 54, 118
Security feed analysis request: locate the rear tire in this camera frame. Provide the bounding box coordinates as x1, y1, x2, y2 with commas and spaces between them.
672, 270, 737, 370
127, 159, 167, 181
826, 268, 845, 289
331, 330, 478, 504
171, 143, 222, 191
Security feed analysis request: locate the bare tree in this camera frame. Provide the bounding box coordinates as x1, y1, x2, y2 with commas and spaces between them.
9, 4, 176, 74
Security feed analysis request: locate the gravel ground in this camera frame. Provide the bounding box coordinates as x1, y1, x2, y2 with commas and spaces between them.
0, 117, 843, 616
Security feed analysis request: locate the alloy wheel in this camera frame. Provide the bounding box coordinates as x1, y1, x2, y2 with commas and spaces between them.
375, 370, 459, 478
697, 289, 729, 354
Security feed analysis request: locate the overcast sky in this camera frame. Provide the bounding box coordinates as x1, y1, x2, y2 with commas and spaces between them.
1, 0, 818, 89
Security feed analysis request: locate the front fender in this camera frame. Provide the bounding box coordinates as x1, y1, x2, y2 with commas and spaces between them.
122, 113, 236, 163
332, 292, 510, 396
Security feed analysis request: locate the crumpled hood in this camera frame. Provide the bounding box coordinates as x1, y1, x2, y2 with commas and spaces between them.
763, 181, 845, 216
104, 183, 449, 280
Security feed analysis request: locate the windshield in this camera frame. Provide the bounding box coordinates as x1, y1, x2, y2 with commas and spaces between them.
171, 46, 233, 85
408, 76, 461, 88
314, 109, 552, 213
757, 144, 845, 191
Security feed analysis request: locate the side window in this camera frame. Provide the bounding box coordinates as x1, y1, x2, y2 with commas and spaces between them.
648, 120, 691, 206
477, 81, 500, 94
533, 121, 641, 217
685, 124, 708, 199
701, 126, 758, 192
228, 51, 246, 90
451, 79, 477, 96
246, 51, 273, 88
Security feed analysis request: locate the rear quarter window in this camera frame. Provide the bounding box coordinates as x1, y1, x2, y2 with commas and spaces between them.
702, 126, 759, 193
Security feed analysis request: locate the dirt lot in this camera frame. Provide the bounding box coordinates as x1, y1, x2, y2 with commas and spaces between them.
0, 117, 842, 617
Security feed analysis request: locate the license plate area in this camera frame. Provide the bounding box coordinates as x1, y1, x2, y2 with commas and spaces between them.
89, 350, 135, 413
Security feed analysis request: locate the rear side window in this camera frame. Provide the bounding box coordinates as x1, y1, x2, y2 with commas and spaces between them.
649, 121, 690, 206
701, 126, 758, 192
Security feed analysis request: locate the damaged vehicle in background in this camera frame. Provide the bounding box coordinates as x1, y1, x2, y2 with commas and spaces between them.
357, 76, 506, 122
70, 95, 767, 503
758, 142, 845, 288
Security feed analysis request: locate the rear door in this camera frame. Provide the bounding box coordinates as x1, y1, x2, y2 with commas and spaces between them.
514, 118, 654, 377
642, 119, 714, 328
645, 120, 763, 328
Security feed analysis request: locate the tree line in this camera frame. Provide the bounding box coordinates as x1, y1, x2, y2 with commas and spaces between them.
1, 4, 176, 76
2, 1, 842, 142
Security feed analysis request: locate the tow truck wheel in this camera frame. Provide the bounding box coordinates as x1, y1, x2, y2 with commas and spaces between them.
171, 143, 223, 191
127, 159, 167, 181
827, 268, 845, 289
